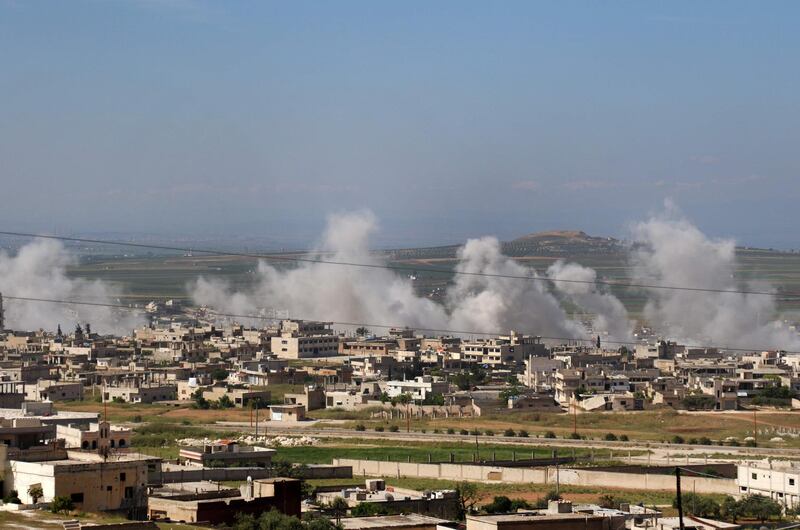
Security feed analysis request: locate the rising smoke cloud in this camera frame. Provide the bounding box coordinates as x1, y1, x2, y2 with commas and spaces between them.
546, 260, 634, 342
192, 207, 800, 351
629, 203, 800, 351
0, 240, 143, 335
191, 211, 591, 338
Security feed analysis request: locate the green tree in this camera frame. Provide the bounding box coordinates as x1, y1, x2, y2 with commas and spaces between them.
720, 496, 741, 523
211, 368, 229, 381
50, 496, 74, 514
455, 481, 480, 519
673, 493, 720, 518
739, 494, 782, 522
192, 389, 210, 410
355, 327, 370, 337
27, 484, 43, 504
217, 394, 234, 408
326, 497, 349, 525
499, 386, 521, 402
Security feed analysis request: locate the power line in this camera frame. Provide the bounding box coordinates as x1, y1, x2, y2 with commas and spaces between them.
0, 230, 797, 299
2, 293, 797, 354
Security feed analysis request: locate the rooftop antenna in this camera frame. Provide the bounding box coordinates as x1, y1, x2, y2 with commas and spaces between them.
0, 292, 4, 330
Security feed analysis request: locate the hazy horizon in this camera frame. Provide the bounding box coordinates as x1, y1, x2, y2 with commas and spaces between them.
2, 1, 799, 249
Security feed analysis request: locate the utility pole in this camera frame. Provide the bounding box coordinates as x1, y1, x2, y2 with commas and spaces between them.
255, 402, 259, 439
675, 467, 685, 530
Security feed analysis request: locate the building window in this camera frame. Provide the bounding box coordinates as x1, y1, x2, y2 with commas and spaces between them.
70, 493, 84, 503
120, 472, 126, 482
107, 486, 112, 491
752, 473, 758, 480
125, 486, 135, 499
791, 478, 796, 486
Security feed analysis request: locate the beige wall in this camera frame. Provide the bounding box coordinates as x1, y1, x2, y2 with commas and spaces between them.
334, 458, 738, 495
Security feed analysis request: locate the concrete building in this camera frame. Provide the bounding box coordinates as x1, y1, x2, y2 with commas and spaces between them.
284, 386, 325, 411
317, 480, 459, 520
385, 377, 449, 402
201, 385, 271, 407
271, 320, 340, 359
148, 477, 301, 524
738, 462, 800, 508
8, 450, 157, 513
178, 440, 275, 467
461, 333, 546, 367
25, 380, 84, 402
56, 421, 132, 452
103, 383, 177, 404
270, 404, 306, 422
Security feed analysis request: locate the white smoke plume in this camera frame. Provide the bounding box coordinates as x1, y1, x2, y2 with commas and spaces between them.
192, 212, 591, 338
0, 240, 143, 335
192, 211, 451, 330
546, 260, 633, 342
629, 204, 800, 351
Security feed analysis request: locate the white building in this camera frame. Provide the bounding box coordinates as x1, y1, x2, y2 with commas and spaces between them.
385, 376, 449, 401
737, 462, 800, 508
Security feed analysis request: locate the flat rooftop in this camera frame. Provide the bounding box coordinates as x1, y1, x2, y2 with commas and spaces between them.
0, 408, 98, 420
341, 515, 448, 529
467, 513, 605, 523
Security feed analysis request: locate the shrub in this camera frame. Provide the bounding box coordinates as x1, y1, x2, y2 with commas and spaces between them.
745, 439, 757, 447
3, 490, 20, 504
355, 424, 366, 431
673, 493, 720, 518
599, 494, 618, 509
132, 415, 143, 423
447, 428, 456, 435
433, 429, 441, 434
50, 496, 74, 514
698, 436, 712, 445
460, 429, 469, 435
504, 428, 516, 437
483, 495, 532, 514
374, 426, 384, 432
544, 431, 556, 439
568, 432, 581, 440
619, 434, 629, 441
484, 429, 494, 436
470, 429, 481, 436
671, 435, 685, 444
27, 484, 43, 504
604, 433, 617, 441
388, 425, 399, 432
518, 430, 529, 437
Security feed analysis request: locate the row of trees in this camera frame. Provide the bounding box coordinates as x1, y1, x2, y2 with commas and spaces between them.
235, 509, 341, 530
675, 492, 783, 523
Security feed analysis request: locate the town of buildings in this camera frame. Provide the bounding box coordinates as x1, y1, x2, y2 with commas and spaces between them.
1, 301, 800, 528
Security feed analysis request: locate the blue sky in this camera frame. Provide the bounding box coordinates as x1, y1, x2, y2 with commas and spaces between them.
1, 1, 798, 248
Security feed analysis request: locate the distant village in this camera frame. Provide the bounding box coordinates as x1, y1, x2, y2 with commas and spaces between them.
1, 293, 800, 529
